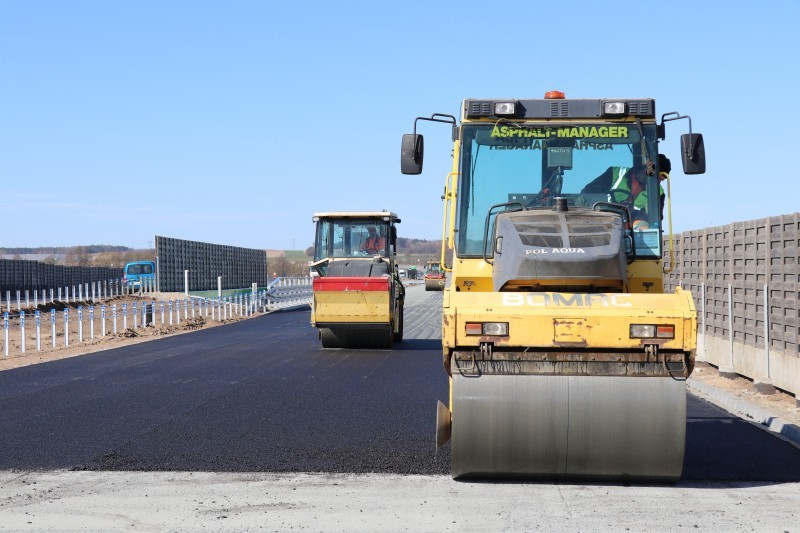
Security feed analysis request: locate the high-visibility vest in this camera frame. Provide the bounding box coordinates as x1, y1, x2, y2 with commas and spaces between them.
609, 167, 664, 210
608, 167, 643, 209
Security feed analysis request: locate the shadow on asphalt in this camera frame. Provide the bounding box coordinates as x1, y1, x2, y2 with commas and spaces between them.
682, 401, 800, 483
394, 339, 441, 351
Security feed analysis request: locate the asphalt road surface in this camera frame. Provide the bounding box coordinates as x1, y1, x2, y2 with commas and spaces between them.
1, 285, 798, 530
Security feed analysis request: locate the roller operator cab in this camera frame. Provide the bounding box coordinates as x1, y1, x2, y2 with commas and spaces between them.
401, 92, 706, 481
310, 212, 405, 349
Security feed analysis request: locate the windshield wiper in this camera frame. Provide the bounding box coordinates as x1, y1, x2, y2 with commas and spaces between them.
635, 118, 656, 175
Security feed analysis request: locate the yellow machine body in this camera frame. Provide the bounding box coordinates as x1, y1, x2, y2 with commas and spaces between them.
444, 286, 696, 354
312, 279, 392, 325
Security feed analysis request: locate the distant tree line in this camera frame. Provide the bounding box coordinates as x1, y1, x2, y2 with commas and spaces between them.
269, 256, 310, 278
0, 246, 154, 268
396, 238, 441, 255
0, 245, 131, 255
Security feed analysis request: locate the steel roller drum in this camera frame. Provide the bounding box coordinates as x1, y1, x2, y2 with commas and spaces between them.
319, 326, 393, 349
451, 374, 687, 481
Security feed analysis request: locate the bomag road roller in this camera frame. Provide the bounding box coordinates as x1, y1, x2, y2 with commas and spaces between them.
310, 211, 405, 349
401, 91, 706, 481
424, 260, 446, 291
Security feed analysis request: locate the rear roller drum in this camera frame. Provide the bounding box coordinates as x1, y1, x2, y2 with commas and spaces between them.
320, 326, 393, 349
320, 328, 345, 349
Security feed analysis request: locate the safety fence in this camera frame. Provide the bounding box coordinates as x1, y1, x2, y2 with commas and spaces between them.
0, 259, 123, 294
265, 276, 313, 311
156, 236, 269, 292
1, 277, 313, 358
664, 212, 799, 397
0, 278, 158, 313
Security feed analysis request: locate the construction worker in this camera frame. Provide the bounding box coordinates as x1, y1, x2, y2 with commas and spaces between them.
582, 155, 670, 230
360, 226, 386, 255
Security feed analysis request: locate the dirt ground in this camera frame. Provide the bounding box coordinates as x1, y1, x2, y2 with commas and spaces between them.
691, 360, 800, 427
1, 297, 798, 429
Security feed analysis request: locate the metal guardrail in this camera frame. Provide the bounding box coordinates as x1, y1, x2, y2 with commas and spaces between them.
2, 292, 266, 357
265, 277, 312, 311
0, 277, 311, 357
1, 278, 141, 312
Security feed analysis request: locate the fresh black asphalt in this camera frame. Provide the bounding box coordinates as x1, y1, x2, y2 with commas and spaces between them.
1, 309, 799, 481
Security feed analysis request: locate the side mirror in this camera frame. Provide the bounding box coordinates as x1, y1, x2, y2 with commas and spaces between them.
390, 226, 397, 248
681, 133, 706, 174
401, 134, 424, 175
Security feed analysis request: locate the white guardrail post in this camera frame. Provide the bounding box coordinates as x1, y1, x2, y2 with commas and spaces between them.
63, 308, 69, 347
19, 311, 25, 354
3, 312, 8, 357
51, 309, 56, 348
35, 311, 41, 352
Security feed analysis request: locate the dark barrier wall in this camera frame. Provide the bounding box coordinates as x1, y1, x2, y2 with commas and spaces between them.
0, 259, 123, 294
155, 236, 268, 292
663, 213, 799, 356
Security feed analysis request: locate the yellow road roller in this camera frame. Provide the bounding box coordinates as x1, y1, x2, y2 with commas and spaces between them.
310, 211, 404, 349
401, 92, 706, 480
424, 260, 446, 291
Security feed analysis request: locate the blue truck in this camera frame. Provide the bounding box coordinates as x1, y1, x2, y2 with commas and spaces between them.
123, 260, 156, 290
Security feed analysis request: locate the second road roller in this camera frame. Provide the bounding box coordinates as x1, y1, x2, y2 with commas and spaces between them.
310, 211, 404, 349
401, 91, 706, 480
424, 260, 446, 291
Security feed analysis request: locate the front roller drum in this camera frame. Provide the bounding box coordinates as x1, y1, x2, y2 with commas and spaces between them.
424, 278, 445, 291
450, 374, 687, 481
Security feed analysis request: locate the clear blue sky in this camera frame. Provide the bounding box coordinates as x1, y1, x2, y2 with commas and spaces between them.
2, 1, 798, 251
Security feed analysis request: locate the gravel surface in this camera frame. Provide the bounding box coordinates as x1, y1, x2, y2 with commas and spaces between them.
1, 471, 798, 532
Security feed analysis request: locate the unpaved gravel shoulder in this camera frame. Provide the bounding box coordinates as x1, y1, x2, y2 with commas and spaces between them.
690, 361, 800, 428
